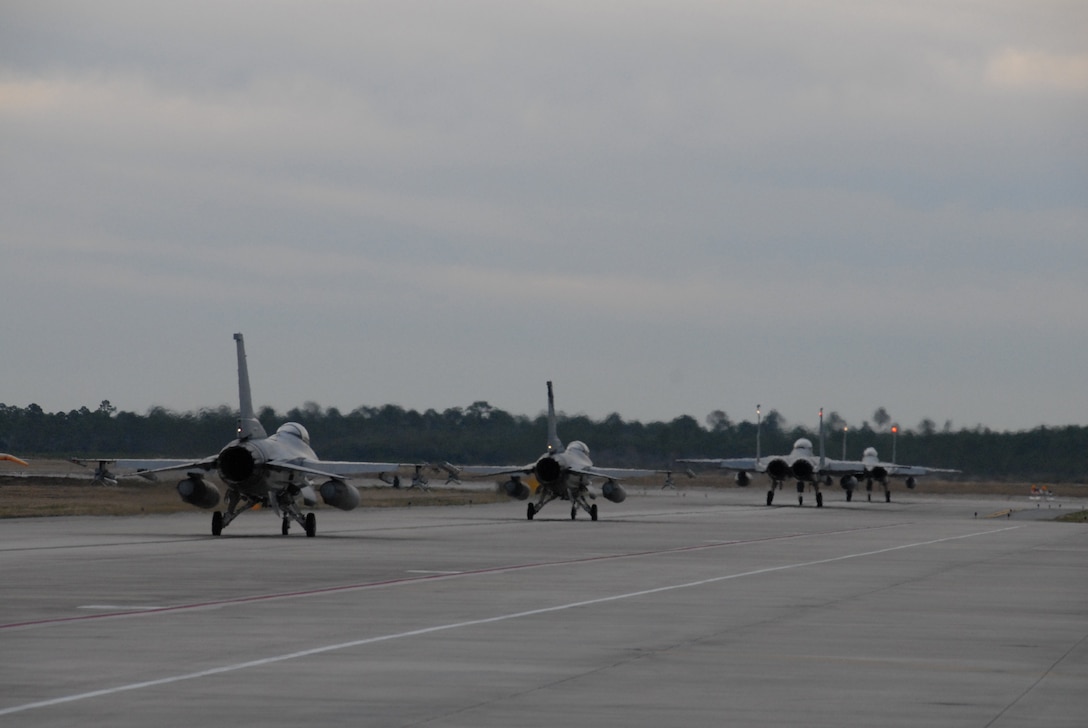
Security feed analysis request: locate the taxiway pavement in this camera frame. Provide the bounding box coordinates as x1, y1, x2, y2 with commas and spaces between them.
1, 487, 1086, 727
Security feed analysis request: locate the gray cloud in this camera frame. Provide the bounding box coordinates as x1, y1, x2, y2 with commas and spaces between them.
1, 1, 1084, 432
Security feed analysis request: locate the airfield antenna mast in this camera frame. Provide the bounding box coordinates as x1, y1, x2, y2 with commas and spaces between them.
842, 425, 848, 461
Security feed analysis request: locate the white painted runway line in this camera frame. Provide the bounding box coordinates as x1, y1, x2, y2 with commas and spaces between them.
0, 526, 1018, 717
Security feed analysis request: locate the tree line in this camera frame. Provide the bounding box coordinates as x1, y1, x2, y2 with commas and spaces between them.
0, 401, 1084, 482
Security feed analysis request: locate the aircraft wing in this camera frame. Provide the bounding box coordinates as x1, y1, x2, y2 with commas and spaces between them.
457, 464, 536, 478
275, 458, 405, 480
831, 459, 960, 477
76, 456, 416, 482
459, 464, 660, 480
118, 458, 218, 473
70, 457, 219, 480
569, 465, 660, 480
818, 459, 873, 474
881, 464, 960, 476
678, 457, 760, 471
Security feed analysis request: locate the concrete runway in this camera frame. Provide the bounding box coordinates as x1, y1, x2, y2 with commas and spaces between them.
1, 487, 1086, 727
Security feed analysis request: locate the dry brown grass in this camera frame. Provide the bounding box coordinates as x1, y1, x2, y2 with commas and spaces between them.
0, 479, 184, 517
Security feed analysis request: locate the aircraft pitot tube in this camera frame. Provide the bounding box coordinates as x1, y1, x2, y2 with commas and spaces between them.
177, 475, 221, 509
319, 480, 361, 511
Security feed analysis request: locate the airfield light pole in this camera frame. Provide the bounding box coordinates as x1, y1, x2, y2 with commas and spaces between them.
842, 426, 848, 460
891, 424, 899, 464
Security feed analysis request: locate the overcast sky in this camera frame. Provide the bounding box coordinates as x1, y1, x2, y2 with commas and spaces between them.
2, 1, 1085, 436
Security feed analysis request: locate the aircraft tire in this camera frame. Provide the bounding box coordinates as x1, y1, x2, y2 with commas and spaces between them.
590, 504, 598, 521
527, 503, 535, 520
816, 492, 823, 508
846, 490, 853, 502
211, 511, 224, 537
305, 512, 316, 537
282, 517, 290, 536
766, 490, 774, 506
885, 491, 891, 503
571, 506, 577, 521
798, 494, 803, 506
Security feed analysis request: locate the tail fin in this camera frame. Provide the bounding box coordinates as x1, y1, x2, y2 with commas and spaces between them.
755, 404, 762, 466
546, 381, 563, 452
757, 402, 765, 465
234, 333, 267, 440
818, 407, 826, 469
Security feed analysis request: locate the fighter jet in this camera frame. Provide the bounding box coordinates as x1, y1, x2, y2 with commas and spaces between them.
459, 381, 672, 520
679, 406, 859, 507
79, 334, 410, 537
839, 445, 959, 502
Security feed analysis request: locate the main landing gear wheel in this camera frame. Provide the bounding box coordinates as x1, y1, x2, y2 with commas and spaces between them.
816, 492, 824, 508
846, 490, 853, 502
304, 512, 317, 537
211, 511, 224, 536
798, 494, 804, 506
885, 491, 891, 503
527, 503, 535, 521
282, 517, 290, 535
590, 504, 598, 521
571, 506, 577, 521
766, 490, 774, 506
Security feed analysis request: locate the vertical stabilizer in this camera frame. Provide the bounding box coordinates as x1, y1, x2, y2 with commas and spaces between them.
818, 408, 826, 469
546, 381, 563, 452
755, 404, 762, 466
234, 333, 267, 440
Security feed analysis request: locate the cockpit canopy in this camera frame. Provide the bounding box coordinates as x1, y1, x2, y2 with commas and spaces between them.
276, 422, 311, 445
791, 438, 813, 455
566, 440, 590, 457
